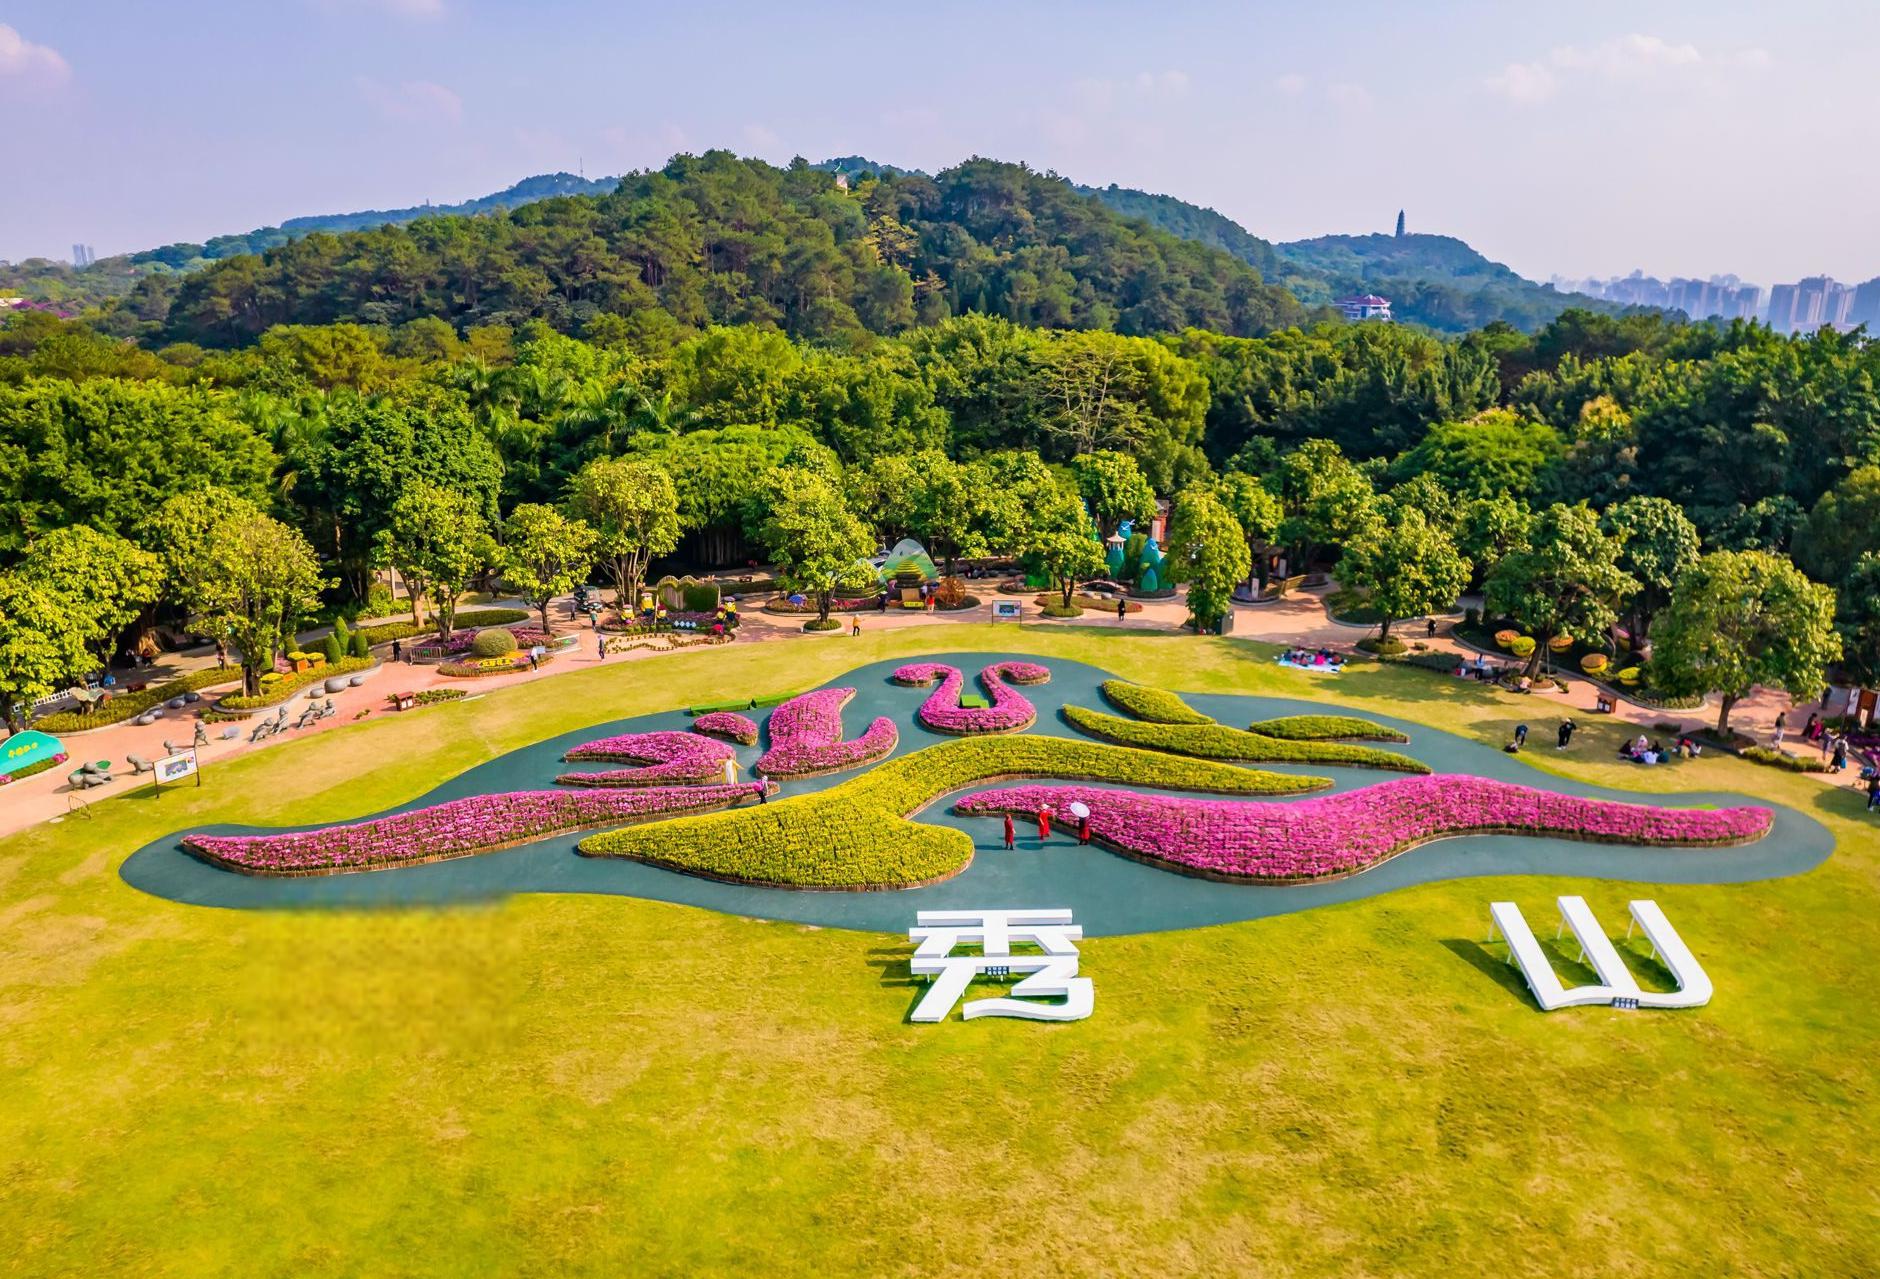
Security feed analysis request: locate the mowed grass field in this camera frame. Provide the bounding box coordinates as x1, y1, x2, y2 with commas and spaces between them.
1, 626, 1874, 1277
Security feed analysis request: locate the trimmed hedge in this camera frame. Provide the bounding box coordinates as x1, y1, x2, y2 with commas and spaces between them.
0, 753, 67, 784
34, 665, 242, 733
1245, 714, 1407, 743
1100, 680, 1213, 725
219, 657, 374, 709
579, 735, 1326, 888
1741, 746, 1830, 773
688, 689, 808, 715
356, 609, 530, 647
1063, 706, 1428, 773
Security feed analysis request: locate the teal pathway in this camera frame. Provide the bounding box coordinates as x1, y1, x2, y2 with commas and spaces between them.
120, 655, 1833, 936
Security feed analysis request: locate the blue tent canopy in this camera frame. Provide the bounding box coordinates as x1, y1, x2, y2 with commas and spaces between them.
1, 730, 65, 776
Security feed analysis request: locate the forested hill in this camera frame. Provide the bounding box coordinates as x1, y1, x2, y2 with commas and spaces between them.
1072, 180, 1626, 332
1074, 185, 1285, 282
143, 154, 1310, 346
137, 172, 621, 266
0, 172, 621, 315
1272, 232, 1627, 331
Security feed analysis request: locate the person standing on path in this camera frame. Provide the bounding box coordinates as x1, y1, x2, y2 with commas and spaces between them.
1037, 806, 1052, 844
851, 618, 861, 637
596, 633, 607, 661
1117, 598, 1126, 621
1557, 719, 1576, 749
1773, 713, 1787, 751
1002, 814, 1016, 850
1427, 618, 1438, 639
391, 637, 402, 663
1078, 814, 1092, 845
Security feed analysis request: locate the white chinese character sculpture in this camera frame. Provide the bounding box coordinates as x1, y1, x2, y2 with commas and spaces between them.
907, 909, 1093, 1023
1488, 896, 1711, 1011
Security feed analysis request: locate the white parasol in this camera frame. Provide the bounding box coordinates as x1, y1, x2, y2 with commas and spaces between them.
1067, 801, 1091, 820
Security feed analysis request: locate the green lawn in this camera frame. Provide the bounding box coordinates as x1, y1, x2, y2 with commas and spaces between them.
1, 626, 1875, 1276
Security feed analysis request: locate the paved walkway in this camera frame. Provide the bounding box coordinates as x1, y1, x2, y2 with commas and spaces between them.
3, 582, 1863, 841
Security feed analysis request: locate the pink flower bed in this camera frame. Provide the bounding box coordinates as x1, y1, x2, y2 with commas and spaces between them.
893, 660, 1051, 734
955, 775, 1774, 882
755, 688, 898, 778
182, 784, 768, 875
559, 730, 734, 786
691, 711, 760, 745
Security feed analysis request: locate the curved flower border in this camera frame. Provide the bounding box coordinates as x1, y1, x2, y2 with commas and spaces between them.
182, 784, 771, 876
893, 660, 1051, 735
755, 688, 899, 779
954, 775, 1774, 883
691, 711, 760, 746
559, 730, 735, 786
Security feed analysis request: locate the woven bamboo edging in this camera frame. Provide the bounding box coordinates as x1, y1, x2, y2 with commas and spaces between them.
958, 816, 1773, 888
179, 784, 777, 879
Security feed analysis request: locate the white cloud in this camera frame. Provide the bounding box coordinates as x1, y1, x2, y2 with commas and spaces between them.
1485, 61, 1558, 103
1553, 33, 1701, 76
1272, 72, 1307, 96
1487, 33, 1771, 104
317, 0, 445, 18
0, 23, 71, 88
1326, 81, 1372, 111
1133, 69, 1189, 96
356, 77, 462, 125
741, 123, 782, 154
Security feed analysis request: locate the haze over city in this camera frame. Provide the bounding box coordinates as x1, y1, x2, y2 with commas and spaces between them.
3, 0, 1874, 286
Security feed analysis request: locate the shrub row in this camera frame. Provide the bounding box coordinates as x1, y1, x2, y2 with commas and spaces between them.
219, 657, 374, 709
0, 753, 67, 784
1062, 706, 1429, 773
33, 665, 242, 733
1244, 714, 1407, 742
1740, 746, 1831, 773
355, 609, 530, 648
1099, 680, 1213, 725
578, 735, 1325, 888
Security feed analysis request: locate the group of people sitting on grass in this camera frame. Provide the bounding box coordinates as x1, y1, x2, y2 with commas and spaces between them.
1617, 733, 1700, 765
1280, 647, 1344, 671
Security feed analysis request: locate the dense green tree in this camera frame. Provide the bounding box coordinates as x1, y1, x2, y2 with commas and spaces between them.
1600, 496, 1701, 644
1162, 488, 1250, 632
501, 504, 599, 632
1340, 508, 1471, 642
0, 378, 276, 561
567, 457, 684, 611
1385, 472, 1460, 531
16, 526, 163, 668
1485, 504, 1637, 678
283, 386, 502, 600
383, 483, 492, 642
1270, 440, 1375, 569
1073, 450, 1158, 536
1453, 496, 1532, 586
758, 468, 875, 626
1794, 465, 1880, 588
151, 496, 326, 695
1650, 551, 1841, 736
1215, 470, 1283, 592
0, 571, 99, 731
1834, 552, 1880, 684
1392, 410, 1563, 503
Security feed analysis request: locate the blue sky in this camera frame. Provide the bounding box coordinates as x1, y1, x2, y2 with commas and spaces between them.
3, 1, 1873, 285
